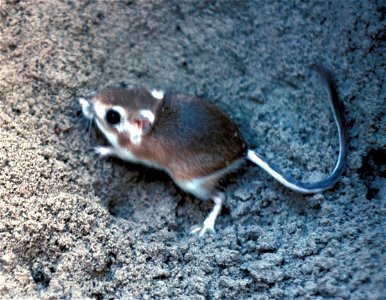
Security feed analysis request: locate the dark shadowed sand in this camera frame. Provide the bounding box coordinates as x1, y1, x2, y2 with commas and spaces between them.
0, 1, 384, 299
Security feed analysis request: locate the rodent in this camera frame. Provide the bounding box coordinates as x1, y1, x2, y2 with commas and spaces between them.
79, 66, 347, 236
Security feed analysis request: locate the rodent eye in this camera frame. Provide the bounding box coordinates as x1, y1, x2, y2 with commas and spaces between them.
105, 109, 121, 125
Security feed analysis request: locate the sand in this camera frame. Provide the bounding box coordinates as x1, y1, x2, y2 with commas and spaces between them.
0, 0, 384, 299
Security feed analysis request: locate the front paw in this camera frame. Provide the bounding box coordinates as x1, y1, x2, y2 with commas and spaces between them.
94, 146, 114, 158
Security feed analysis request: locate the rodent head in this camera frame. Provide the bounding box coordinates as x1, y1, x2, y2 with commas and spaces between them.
79, 87, 164, 145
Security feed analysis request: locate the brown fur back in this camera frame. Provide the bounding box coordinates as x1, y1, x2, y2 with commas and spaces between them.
120, 94, 247, 181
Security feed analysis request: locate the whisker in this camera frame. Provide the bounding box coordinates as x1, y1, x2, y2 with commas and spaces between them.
87, 119, 93, 138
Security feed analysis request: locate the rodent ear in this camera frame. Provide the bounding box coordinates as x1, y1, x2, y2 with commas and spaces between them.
131, 109, 155, 136
128, 109, 155, 143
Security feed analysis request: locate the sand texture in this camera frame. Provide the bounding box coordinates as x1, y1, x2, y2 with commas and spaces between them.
0, 0, 385, 299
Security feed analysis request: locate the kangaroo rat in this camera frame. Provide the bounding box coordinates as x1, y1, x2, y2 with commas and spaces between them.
79, 66, 347, 236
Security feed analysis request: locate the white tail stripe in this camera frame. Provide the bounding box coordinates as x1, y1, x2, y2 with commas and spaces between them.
247, 150, 323, 193
246, 67, 346, 194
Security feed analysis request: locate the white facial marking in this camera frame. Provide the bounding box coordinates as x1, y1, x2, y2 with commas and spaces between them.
150, 89, 164, 100
95, 115, 162, 168
79, 98, 94, 119
111, 106, 126, 116
139, 109, 155, 123
92, 102, 163, 169
130, 133, 142, 145
94, 102, 107, 120
109, 106, 127, 133
94, 146, 114, 157
79, 98, 89, 108
119, 121, 141, 144
95, 118, 119, 148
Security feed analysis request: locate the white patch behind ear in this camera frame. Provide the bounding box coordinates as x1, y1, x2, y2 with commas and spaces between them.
139, 109, 155, 123
150, 89, 164, 100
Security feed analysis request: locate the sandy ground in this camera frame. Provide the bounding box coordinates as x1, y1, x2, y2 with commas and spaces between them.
0, 0, 385, 299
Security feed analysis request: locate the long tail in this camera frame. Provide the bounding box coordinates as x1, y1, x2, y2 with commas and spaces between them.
247, 66, 347, 194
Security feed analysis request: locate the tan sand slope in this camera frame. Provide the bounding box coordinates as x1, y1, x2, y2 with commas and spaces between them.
0, 1, 384, 299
